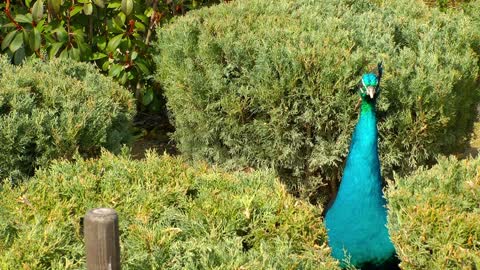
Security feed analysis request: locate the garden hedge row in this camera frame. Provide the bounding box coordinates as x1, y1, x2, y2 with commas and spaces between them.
0, 151, 339, 269
3, 151, 480, 269
387, 156, 480, 269
0, 56, 135, 181
465, 0, 480, 56
154, 0, 480, 201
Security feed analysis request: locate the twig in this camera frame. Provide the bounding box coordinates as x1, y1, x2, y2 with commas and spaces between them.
144, 0, 159, 46
88, 16, 93, 44
5, 0, 24, 30
67, 4, 73, 48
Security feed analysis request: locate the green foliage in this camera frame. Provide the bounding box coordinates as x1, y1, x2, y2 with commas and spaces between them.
0, 56, 135, 180
154, 0, 480, 202
463, 0, 480, 53
423, 0, 473, 11
386, 156, 480, 269
1, 0, 221, 111
0, 150, 339, 269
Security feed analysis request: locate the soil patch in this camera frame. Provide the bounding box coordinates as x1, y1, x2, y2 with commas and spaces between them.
131, 112, 177, 160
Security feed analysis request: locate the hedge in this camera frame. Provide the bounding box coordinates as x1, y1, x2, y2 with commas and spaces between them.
0, 150, 339, 269
464, 0, 480, 55
0, 56, 135, 181
154, 0, 480, 201
387, 156, 480, 269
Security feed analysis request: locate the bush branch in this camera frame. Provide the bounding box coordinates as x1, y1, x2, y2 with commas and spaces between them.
5, 0, 24, 31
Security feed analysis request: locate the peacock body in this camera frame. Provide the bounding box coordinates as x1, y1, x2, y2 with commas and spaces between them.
325, 67, 397, 269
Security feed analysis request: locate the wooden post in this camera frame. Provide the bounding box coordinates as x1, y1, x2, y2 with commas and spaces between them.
84, 208, 121, 270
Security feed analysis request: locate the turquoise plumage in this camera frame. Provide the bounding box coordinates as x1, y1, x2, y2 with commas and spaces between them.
325, 65, 398, 269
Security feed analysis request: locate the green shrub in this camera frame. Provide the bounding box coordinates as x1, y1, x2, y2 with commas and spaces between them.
154, 0, 480, 202
464, 0, 480, 53
423, 0, 473, 10
0, 150, 339, 269
1, 0, 223, 111
0, 56, 135, 180
386, 156, 480, 269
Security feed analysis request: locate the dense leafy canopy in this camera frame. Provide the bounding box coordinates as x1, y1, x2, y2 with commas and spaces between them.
0, 151, 339, 269
0, 56, 135, 180
154, 0, 480, 202
387, 156, 480, 269
1, 0, 222, 111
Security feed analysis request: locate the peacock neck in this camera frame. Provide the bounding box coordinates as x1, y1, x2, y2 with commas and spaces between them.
339, 98, 381, 191
360, 99, 376, 114
353, 99, 378, 161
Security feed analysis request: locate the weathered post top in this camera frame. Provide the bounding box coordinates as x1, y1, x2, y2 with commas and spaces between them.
84, 208, 120, 270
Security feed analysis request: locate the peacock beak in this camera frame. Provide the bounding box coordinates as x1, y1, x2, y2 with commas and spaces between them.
366, 86, 375, 99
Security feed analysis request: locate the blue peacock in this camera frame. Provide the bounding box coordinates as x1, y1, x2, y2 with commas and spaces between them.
325, 64, 399, 269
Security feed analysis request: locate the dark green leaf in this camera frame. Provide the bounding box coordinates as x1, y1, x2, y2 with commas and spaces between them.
95, 36, 107, 50
2, 23, 17, 28
119, 70, 128, 84
36, 19, 45, 31
32, 0, 44, 23
29, 27, 41, 51
47, 0, 61, 15
110, 21, 124, 33
44, 34, 56, 44
1, 30, 17, 51
148, 95, 161, 111
131, 50, 138, 60
72, 29, 85, 43
114, 12, 126, 28
134, 14, 149, 24
59, 47, 68, 58
70, 5, 83, 17
109, 63, 123, 77
13, 47, 26, 64
102, 60, 110, 71
78, 41, 92, 57
107, 2, 121, 8
14, 14, 32, 24
127, 71, 134, 80
134, 21, 145, 32
106, 33, 123, 52
135, 59, 150, 75
48, 42, 64, 58
93, 0, 104, 8
121, 0, 133, 16
9, 32, 24, 53
142, 88, 154, 106
144, 7, 154, 17
83, 2, 93, 15
22, 29, 29, 44
132, 32, 141, 39
90, 52, 108, 60
69, 47, 81, 60
52, 27, 68, 42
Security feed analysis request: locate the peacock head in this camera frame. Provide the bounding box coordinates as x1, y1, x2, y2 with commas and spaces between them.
359, 73, 379, 101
